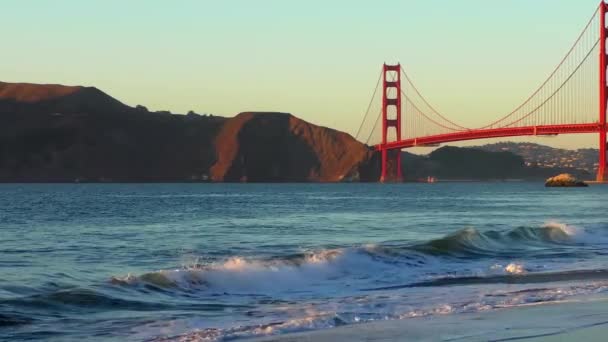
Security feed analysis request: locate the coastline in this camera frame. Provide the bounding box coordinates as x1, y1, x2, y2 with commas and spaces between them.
249, 296, 608, 342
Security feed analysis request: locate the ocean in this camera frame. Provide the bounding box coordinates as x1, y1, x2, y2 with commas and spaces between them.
1, 183, 608, 341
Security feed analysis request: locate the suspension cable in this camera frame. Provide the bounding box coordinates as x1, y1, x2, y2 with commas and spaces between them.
401, 69, 470, 130
499, 38, 600, 128
355, 67, 383, 140
478, 4, 600, 129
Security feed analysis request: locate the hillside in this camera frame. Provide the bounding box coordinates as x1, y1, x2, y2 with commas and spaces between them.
0, 82, 374, 182
0, 81, 129, 114
210, 112, 373, 182
396, 141, 602, 181
399, 147, 526, 181
0, 81, 597, 183
0, 82, 83, 102
476, 142, 597, 178
399, 146, 587, 181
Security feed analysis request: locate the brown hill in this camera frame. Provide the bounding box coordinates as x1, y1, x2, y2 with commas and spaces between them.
210, 112, 373, 182
0, 82, 82, 102
0, 81, 129, 114
0, 81, 376, 182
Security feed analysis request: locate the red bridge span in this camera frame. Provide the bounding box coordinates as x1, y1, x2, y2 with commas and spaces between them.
356, 2, 608, 182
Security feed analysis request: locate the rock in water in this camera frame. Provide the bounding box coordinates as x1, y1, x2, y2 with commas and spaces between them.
545, 173, 588, 187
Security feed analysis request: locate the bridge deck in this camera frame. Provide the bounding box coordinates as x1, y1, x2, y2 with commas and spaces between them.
375, 123, 603, 150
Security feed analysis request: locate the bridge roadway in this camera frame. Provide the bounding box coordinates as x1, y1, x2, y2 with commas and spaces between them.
375, 123, 604, 150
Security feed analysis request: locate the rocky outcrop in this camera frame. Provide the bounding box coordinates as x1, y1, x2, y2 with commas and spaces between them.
545, 173, 588, 187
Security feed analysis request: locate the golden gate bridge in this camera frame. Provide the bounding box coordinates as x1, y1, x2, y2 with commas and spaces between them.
356, 1, 608, 182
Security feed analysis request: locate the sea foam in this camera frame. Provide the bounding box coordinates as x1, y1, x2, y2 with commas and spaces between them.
112, 222, 603, 295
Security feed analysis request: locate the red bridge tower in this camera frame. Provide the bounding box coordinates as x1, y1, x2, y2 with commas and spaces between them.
380, 64, 403, 182
599, 1, 607, 181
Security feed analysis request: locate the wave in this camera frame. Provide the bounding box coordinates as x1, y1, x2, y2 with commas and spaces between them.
0, 287, 252, 313
364, 268, 608, 291
111, 249, 388, 293
150, 281, 608, 341
111, 222, 602, 294
412, 222, 583, 257
0, 288, 168, 311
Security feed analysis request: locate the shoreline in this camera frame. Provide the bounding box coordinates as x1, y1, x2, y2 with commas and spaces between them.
249, 296, 608, 342
0, 179, 605, 184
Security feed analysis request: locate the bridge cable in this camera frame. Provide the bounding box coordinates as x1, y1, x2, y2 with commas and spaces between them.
355, 67, 383, 141
401, 89, 465, 133
400, 69, 470, 130
364, 70, 398, 145
365, 108, 383, 145
478, 4, 600, 129
500, 38, 599, 128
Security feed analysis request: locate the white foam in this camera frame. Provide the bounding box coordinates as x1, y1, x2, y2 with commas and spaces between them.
113, 222, 608, 297
504, 263, 526, 275
145, 282, 608, 342
543, 221, 579, 237
125, 223, 608, 341
114, 248, 397, 294
543, 221, 608, 245
490, 262, 526, 275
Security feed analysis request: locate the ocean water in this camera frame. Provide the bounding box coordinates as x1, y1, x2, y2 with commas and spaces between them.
1, 183, 608, 341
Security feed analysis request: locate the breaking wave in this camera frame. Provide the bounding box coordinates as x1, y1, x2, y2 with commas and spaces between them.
110, 222, 601, 294
6, 222, 608, 342
111, 249, 386, 293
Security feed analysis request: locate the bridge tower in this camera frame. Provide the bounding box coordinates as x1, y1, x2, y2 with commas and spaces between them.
380, 64, 403, 182
599, 1, 607, 182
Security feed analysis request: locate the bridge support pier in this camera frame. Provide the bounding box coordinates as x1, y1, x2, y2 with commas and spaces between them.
380, 63, 403, 182
599, 2, 607, 181
600, 131, 606, 182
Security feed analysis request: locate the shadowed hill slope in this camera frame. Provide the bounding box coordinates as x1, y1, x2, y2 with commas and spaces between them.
0, 82, 223, 182
0, 82, 376, 182
211, 112, 373, 182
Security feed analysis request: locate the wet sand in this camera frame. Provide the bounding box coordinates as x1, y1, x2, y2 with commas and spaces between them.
250, 297, 608, 342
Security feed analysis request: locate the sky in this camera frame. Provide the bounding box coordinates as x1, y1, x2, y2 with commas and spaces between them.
0, 0, 603, 151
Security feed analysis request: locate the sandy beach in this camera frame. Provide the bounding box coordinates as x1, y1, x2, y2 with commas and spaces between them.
251, 296, 608, 342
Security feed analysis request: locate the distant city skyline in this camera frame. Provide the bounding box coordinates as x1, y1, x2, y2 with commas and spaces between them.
1, 0, 602, 151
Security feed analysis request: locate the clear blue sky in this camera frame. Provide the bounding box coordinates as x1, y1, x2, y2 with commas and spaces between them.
0, 0, 602, 150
